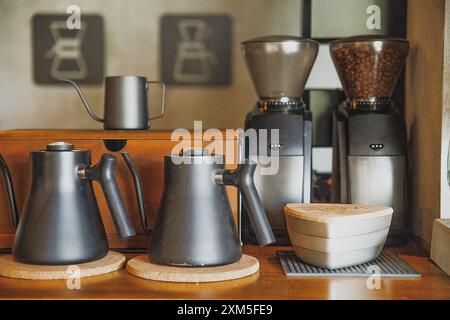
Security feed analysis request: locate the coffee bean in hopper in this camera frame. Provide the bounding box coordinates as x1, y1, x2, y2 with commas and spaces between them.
332, 43, 406, 100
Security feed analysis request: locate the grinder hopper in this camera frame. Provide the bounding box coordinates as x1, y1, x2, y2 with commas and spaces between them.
241, 36, 319, 101
330, 35, 409, 107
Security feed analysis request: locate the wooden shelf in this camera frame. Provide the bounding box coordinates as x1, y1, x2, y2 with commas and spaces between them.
0, 243, 449, 300
0, 129, 240, 140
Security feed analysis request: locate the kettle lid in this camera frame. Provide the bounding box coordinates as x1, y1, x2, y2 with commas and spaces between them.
46, 142, 75, 151
169, 148, 224, 164
181, 148, 210, 157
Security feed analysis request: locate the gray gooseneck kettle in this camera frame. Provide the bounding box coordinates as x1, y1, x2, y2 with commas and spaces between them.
122, 149, 275, 267
0, 142, 136, 265
61, 75, 166, 130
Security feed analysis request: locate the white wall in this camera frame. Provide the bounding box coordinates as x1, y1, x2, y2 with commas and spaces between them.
0, 0, 301, 130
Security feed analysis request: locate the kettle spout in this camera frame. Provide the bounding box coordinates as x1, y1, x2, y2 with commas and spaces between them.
59, 79, 104, 123
0, 154, 19, 228
121, 153, 152, 236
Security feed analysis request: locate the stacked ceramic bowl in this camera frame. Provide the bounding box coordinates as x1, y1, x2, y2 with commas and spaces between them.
284, 204, 393, 269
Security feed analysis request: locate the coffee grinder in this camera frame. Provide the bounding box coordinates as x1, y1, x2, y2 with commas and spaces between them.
330, 36, 410, 245
240, 36, 319, 244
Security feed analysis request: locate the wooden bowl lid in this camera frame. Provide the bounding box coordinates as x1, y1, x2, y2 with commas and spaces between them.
284, 203, 393, 223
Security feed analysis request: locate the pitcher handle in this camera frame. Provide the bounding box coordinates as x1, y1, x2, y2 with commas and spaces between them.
79, 154, 136, 239
121, 152, 152, 236
217, 161, 275, 246
146, 81, 166, 124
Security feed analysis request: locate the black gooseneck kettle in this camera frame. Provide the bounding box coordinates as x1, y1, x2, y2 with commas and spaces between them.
0, 142, 136, 265
122, 149, 275, 267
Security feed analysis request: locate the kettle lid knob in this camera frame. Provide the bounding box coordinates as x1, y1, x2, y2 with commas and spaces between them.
46, 142, 75, 151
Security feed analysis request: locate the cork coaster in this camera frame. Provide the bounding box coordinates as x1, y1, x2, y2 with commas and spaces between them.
0, 251, 125, 280
126, 254, 259, 283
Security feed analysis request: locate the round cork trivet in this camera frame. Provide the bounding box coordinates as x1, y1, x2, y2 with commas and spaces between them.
0, 251, 125, 280
126, 254, 259, 283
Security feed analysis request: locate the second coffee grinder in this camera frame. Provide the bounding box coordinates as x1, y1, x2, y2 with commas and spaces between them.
240, 36, 319, 244
330, 35, 410, 245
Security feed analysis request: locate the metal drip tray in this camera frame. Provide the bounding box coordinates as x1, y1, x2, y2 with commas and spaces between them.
277, 250, 420, 278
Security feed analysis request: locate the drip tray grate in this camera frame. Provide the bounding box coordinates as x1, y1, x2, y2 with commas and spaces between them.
277, 250, 421, 278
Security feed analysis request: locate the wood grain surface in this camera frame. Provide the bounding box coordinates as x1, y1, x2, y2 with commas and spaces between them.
405, 0, 447, 249
0, 130, 240, 249
0, 243, 449, 300
284, 204, 393, 222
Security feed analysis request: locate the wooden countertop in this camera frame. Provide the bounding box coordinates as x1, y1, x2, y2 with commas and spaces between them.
0, 244, 449, 300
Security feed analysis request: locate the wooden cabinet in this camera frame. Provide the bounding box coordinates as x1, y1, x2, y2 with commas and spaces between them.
0, 130, 240, 249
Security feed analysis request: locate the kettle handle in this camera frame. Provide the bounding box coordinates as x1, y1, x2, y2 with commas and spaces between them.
146, 81, 166, 124
59, 79, 104, 123
79, 154, 136, 239
218, 161, 275, 246
0, 154, 19, 228
121, 152, 152, 236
